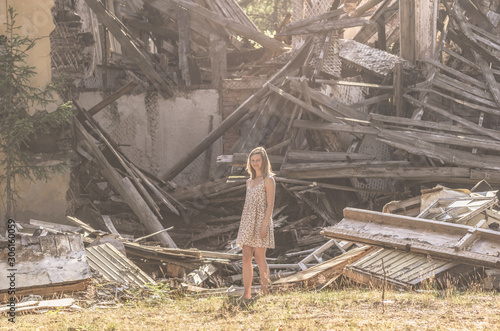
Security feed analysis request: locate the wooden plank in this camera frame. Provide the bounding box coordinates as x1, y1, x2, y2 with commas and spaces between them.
321, 227, 500, 269
293, 119, 378, 135
102, 215, 120, 235
281, 17, 373, 35
426, 58, 487, 89
282, 160, 410, 172
281, 166, 472, 181
377, 133, 500, 170
404, 95, 500, 141
75, 119, 177, 248
275, 177, 392, 195
268, 84, 338, 122
148, 0, 286, 52
369, 113, 474, 134
87, 82, 137, 116
282, 9, 345, 32
287, 150, 376, 162
399, 0, 415, 62
349, 0, 386, 18
409, 87, 500, 116
289, 79, 368, 120
84, 0, 173, 96
177, 7, 192, 86
209, 33, 227, 87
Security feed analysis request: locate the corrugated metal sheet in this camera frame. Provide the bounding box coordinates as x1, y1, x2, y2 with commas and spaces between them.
86, 243, 156, 287
347, 248, 458, 286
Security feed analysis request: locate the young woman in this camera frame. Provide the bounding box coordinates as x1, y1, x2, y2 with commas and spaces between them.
235, 146, 276, 300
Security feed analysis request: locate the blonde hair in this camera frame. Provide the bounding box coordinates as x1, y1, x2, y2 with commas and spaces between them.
246, 147, 274, 179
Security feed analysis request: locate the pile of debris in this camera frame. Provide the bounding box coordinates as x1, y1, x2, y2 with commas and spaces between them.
5, 0, 500, 309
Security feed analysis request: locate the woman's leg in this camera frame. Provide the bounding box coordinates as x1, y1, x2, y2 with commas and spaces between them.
254, 247, 270, 295
242, 245, 254, 299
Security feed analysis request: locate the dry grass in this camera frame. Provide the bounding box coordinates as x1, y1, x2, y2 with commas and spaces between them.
2, 287, 499, 330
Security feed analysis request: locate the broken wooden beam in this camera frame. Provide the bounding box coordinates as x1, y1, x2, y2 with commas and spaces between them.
84, 0, 174, 96
75, 119, 177, 247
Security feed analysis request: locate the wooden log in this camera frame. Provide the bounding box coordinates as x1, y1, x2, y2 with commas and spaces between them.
75, 119, 177, 248
162, 37, 314, 181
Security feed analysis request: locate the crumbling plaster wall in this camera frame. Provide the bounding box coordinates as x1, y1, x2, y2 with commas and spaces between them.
0, 0, 71, 225
0, 0, 60, 113
78, 89, 222, 187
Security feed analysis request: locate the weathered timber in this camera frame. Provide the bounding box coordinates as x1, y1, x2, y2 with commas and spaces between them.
425, 58, 487, 89
377, 132, 500, 170
282, 160, 410, 172
385, 129, 500, 152
399, 0, 415, 62
281, 166, 473, 181
405, 95, 500, 141
282, 9, 345, 32
87, 82, 137, 116
289, 79, 368, 120
75, 119, 177, 248
409, 87, 500, 116
84, 0, 173, 96
162, 37, 314, 181
177, 7, 192, 86
321, 208, 500, 269
353, 0, 395, 44
147, 0, 286, 52
268, 84, 337, 122
275, 177, 392, 195
349, 0, 386, 18
293, 119, 378, 135
280, 17, 373, 35
287, 150, 376, 162
210, 34, 227, 87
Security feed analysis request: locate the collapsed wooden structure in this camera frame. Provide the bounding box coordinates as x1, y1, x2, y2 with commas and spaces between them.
6, 0, 500, 299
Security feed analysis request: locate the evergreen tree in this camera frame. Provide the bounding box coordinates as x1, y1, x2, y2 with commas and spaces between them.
0, 6, 72, 235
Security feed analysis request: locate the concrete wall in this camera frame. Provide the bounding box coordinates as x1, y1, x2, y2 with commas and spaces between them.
78, 89, 222, 187
0, 0, 71, 225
